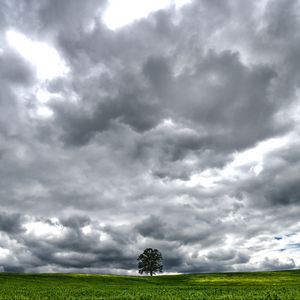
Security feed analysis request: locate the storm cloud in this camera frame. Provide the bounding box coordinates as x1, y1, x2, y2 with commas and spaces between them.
0, 0, 300, 274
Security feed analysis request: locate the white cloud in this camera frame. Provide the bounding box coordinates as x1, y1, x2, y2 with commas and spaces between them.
0, 248, 10, 260
24, 221, 64, 239
36, 105, 54, 118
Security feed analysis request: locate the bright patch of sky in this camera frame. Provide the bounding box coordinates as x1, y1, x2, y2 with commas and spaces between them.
103, 0, 191, 30
24, 221, 64, 239
0, 247, 10, 259
5, 30, 69, 81
35, 106, 54, 118
247, 230, 300, 269
5, 30, 68, 118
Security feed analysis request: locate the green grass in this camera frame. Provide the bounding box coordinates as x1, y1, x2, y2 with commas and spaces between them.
0, 269, 299, 299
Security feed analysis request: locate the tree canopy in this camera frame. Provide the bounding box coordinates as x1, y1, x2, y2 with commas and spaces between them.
137, 248, 163, 276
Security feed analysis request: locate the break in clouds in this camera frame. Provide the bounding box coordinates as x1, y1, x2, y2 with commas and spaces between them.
0, 0, 300, 274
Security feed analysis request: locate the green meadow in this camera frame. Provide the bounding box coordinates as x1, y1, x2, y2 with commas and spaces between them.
0, 269, 299, 299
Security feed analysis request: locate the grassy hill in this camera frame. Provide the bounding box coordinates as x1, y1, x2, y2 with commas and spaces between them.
0, 269, 299, 299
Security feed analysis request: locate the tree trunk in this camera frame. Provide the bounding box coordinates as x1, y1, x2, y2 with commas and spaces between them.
150, 270, 153, 276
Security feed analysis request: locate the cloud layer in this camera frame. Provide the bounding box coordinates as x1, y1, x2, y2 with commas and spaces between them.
0, 0, 300, 274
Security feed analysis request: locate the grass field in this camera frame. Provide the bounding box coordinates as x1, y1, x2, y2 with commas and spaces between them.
0, 269, 299, 299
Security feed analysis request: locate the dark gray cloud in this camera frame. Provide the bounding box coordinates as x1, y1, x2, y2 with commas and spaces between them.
0, 0, 299, 274
0, 212, 24, 234
259, 257, 296, 271
0, 50, 35, 85
38, 0, 107, 34
50, 90, 162, 146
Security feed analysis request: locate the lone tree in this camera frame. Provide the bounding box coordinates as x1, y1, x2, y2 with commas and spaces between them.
137, 248, 163, 276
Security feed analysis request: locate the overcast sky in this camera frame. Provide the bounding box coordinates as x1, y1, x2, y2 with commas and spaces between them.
0, 0, 300, 274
